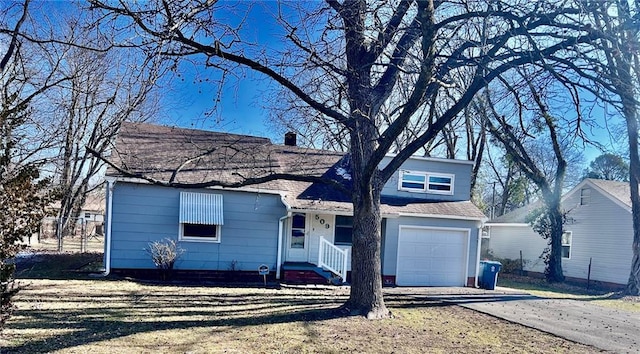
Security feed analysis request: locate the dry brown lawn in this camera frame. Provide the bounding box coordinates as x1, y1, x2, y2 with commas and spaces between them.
1, 279, 601, 353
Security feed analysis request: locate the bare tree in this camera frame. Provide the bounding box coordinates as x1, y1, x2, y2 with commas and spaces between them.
484, 68, 586, 282
46, 20, 163, 233
0, 0, 58, 327
2, 2, 165, 234
568, 0, 640, 295
89, 0, 604, 317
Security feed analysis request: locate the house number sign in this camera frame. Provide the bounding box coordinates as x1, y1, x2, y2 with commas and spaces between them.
315, 215, 330, 229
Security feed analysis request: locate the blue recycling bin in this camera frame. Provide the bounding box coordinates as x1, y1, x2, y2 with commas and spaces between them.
479, 261, 502, 290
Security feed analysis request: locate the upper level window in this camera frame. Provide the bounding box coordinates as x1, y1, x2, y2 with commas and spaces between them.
399, 170, 454, 195
179, 192, 223, 243
580, 188, 591, 205
562, 231, 572, 259
334, 215, 353, 245
400, 172, 427, 191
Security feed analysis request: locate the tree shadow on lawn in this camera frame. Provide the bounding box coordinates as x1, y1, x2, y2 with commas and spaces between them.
3, 283, 355, 353
3, 280, 492, 353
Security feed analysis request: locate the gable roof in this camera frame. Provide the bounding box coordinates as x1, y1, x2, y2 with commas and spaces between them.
586, 178, 631, 209
487, 178, 632, 225
108, 122, 485, 221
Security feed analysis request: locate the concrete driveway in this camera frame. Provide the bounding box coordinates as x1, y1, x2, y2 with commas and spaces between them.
384, 287, 639, 353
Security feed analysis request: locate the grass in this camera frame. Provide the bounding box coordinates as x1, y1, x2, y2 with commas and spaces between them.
14, 252, 104, 279
1, 279, 600, 353
0, 253, 606, 353
498, 274, 640, 313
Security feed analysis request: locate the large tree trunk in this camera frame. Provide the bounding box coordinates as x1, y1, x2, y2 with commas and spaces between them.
347, 182, 388, 319
624, 92, 640, 295
345, 112, 390, 319
546, 198, 565, 282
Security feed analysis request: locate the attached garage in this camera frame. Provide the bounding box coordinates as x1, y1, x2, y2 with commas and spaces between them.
396, 226, 470, 286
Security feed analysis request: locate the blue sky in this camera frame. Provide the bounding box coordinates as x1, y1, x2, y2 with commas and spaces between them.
151, 2, 620, 165
159, 1, 288, 142
63, 0, 619, 165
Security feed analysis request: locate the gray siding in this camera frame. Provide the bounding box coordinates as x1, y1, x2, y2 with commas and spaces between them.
486, 225, 547, 274
562, 186, 633, 284
489, 184, 633, 285
382, 216, 481, 277
110, 182, 286, 272
380, 156, 472, 201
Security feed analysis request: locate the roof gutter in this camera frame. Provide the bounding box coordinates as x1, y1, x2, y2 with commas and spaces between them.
287, 207, 399, 219
397, 212, 487, 223
475, 225, 482, 288
106, 175, 285, 196
484, 222, 530, 227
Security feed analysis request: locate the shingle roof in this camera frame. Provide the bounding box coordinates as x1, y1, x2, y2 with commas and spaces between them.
109, 122, 342, 190
109, 122, 485, 220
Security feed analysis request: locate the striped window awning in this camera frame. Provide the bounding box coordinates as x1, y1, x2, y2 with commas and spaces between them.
179, 192, 224, 225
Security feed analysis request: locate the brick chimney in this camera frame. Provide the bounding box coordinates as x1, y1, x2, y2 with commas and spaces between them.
284, 132, 297, 146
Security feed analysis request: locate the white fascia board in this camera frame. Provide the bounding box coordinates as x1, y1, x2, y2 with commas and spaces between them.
484, 222, 530, 227
288, 207, 399, 219
108, 175, 285, 196
561, 178, 631, 213
384, 154, 474, 165
397, 212, 487, 222
583, 180, 632, 213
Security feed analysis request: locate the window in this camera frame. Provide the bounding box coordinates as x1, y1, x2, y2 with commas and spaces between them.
562, 231, 572, 259
398, 170, 454, 195
290, 213, 306, 248
179, 192, 223, 242
400, 172, 426, 191
428, 175, 453, 193
334, 215, 353, 245
580, 188, 591, 206
85, 212, 91, 219
182, 223, 218, 239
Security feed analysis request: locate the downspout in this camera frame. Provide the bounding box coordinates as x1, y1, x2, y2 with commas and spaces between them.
103, 178, 115, 276
276, 193, 292, 280
475, 224, 483, 288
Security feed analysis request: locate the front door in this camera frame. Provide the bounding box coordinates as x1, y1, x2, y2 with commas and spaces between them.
287, 213, 308, 262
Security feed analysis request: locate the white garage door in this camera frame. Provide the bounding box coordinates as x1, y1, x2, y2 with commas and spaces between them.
396, 227, 469, 286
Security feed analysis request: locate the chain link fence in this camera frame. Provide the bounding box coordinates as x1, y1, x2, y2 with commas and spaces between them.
29, 217, 105, 253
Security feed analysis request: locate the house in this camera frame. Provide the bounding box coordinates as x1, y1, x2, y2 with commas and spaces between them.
485, 178, 634, 287
103, 122, 486, 286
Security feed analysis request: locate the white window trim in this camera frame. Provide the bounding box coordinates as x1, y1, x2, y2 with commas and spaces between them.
398, 171, 427, 191
179, 223, 222, 243
178, 192, 224, 243
398, 170, 455, 195
580, 188, 591, 206
562, 231, 572, 259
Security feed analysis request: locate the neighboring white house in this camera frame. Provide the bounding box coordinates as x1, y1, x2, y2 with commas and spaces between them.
485, 178, 634, 287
